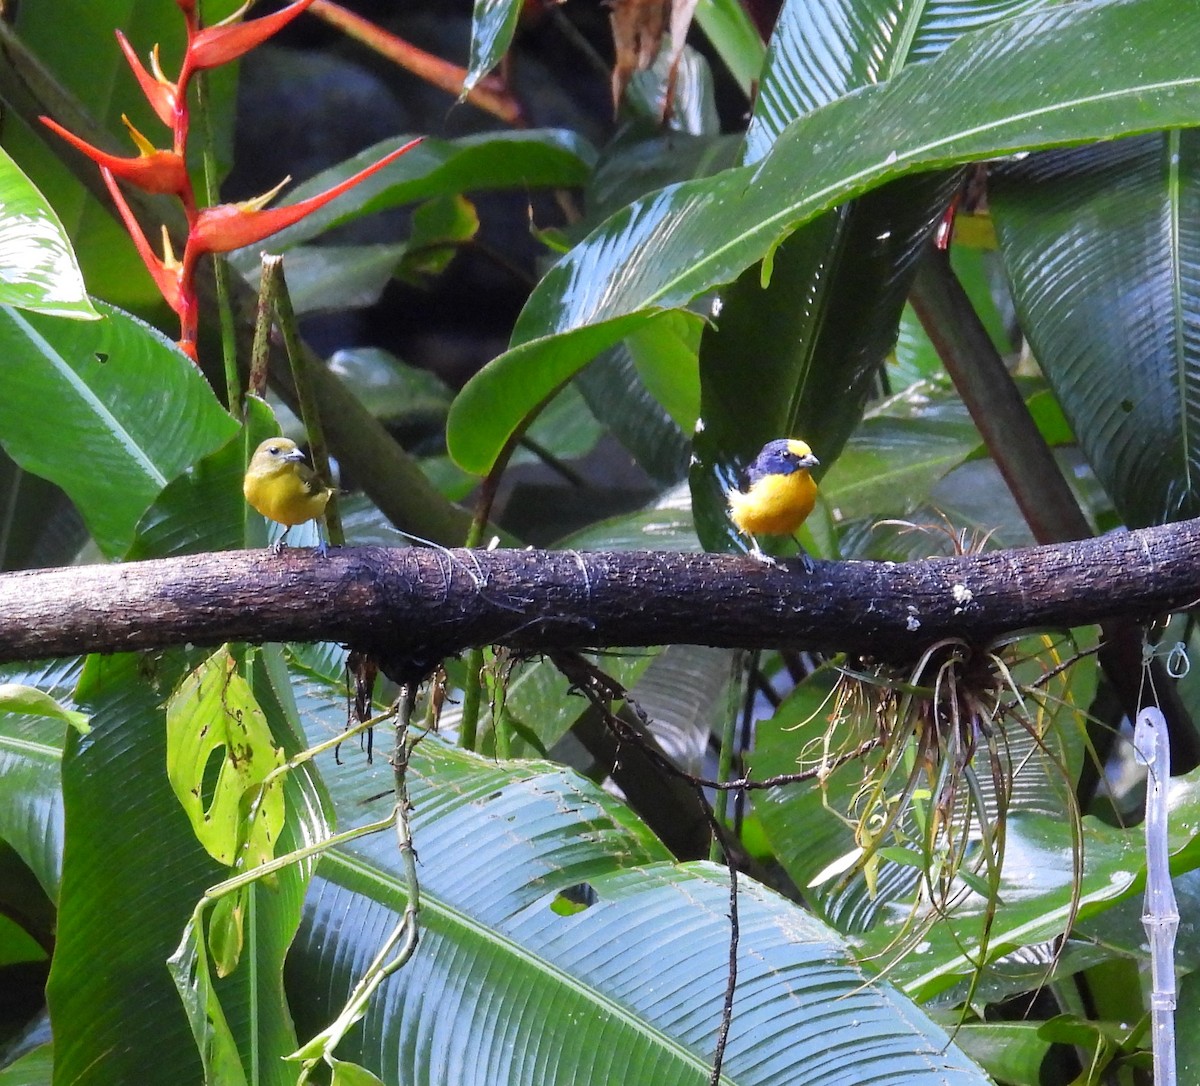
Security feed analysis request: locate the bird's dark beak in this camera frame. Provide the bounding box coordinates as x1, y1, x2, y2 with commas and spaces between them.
799, 454, 819, 469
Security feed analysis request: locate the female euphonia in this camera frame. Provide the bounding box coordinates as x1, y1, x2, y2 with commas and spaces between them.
243, 437, 333, 553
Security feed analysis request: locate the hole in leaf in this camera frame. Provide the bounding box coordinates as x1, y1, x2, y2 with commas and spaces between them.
199, 745, 225, 813
551, 883, 596, 915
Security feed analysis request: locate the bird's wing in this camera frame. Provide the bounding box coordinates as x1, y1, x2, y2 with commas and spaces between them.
296, 462, 329, 496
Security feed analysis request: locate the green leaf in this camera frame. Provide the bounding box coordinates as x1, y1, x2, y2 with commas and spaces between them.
465, 0, 522, 94
586, 131, 743, 224
0, 854, 53, 962
0, 659, 82, 900
952, 1022, 1053, 1086
626, 644, 736, 776
287, 725, 992, 1084
0, 682, 89, 734
129, 428, 252, 561
330, 1060, 387, 1086
0, 448, 87, 570
48, 654, 222, 1086
575, 328, 694, 486
448, 0, 1200, 473
552, 485, 701, 552
625, 310, 701, 434
1178, 969, 1200, 1079
0, 303, 238, 557
693, 0, 766, 95
0, 146, 96, 319
165, 648, 286, 869
267, 244, 410, 316
744, 0, 1039, 162
169, 901, 252, 1086
328, 347, 454, 427
397, 194, 479, 285
0, 1042, 54, 1084
817, 390, 981, 522
991, 133, 1200, 525
447, 651, 656, 760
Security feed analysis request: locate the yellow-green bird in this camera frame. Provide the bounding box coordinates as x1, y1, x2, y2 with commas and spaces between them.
243, 437, 333, 554
726, 438, 820, 568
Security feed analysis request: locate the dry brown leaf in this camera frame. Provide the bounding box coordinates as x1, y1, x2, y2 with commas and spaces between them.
608, 0, 702, 121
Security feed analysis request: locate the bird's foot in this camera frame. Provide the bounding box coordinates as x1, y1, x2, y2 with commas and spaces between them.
746, 542, 777, 567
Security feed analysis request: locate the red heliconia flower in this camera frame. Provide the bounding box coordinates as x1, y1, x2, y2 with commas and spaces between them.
41, 115, 188, 198
99, 168, 186, 319
115, 32, 180, 130
45, 0, 422, 363
188, 137, 422, 254
187, 0, 320, 70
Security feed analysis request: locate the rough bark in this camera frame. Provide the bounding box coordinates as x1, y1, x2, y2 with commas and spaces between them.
1, 517, 1198, 682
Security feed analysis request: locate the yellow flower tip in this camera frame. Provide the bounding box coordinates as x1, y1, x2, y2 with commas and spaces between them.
215, 0, 255, 29
121, 114, 158, 157
239, 175, 292, 214
159, 226, 181, 271
149, 44, 170, 85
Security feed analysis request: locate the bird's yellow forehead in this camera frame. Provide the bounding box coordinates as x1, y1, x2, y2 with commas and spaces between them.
254, 438, 298, 456
785, 439, 813, 459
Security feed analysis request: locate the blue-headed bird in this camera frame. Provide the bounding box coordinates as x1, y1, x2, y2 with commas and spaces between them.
726, 438, 820, 568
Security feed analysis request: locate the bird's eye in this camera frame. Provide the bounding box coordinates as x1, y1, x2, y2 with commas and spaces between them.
268, 445, 281, 456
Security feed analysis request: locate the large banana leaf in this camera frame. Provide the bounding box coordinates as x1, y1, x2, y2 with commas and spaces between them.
447, 0, 1200, 475
743, 0, 1041, 163
991, 133, 1200, 526
287, 715, 992, 1084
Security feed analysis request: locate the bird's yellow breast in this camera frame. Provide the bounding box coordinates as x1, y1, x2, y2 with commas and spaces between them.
727, 469, 817, 537
243, 465, 330, 527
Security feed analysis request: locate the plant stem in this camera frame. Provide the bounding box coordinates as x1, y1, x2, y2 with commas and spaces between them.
262, 254, 344, 547
909, 245, 1091, 542
194, 71, 241, 412
710, 653, 745, 861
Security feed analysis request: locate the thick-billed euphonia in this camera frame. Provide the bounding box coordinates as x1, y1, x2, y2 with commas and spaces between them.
727, 438, 819, 567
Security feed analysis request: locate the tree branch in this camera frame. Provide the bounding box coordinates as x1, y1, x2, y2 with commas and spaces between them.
2, 518, 1198, 681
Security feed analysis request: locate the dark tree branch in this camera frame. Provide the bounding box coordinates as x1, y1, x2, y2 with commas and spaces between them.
2, 519, 1199, 682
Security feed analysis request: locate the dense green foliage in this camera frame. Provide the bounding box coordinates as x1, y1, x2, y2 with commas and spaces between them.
3, 0, 1200, 1083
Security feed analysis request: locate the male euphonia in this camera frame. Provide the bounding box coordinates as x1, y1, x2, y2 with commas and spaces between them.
726, 438, 819, 567
243, 437, 333, 553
